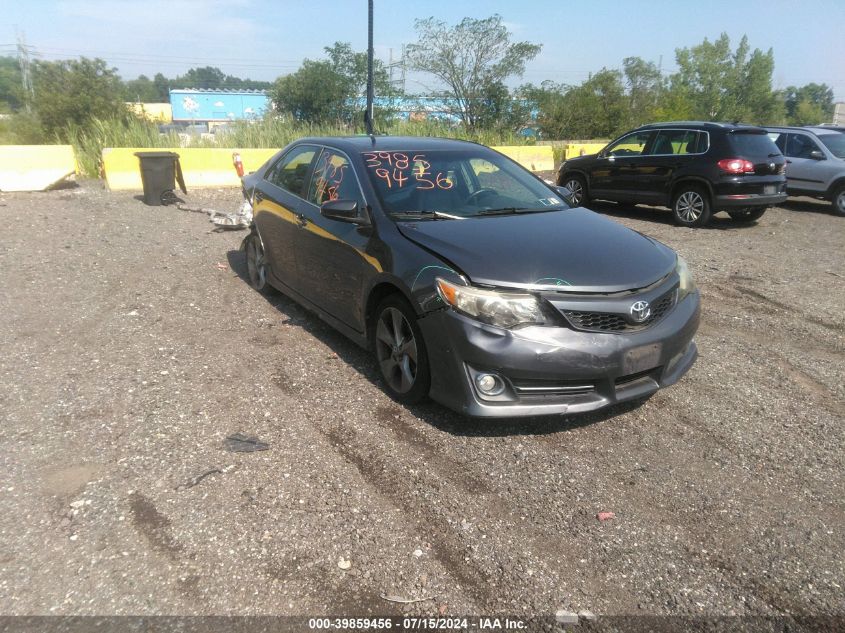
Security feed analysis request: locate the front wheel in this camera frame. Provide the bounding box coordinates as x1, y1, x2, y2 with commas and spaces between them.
727, 207, 767, 223
672, 186, 711, 227
373, 296, 431, 405
832, 185, 845, 217
561, 175, 588, 206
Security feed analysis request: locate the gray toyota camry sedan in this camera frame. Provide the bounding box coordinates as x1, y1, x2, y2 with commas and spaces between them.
241, 136, 699, 417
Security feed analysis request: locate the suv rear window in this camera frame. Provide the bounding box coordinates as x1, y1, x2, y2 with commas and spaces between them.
728, 132, 781, 158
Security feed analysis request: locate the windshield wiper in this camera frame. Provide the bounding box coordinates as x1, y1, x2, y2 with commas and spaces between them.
389, 210, 466, 220
475, 206, 562, 216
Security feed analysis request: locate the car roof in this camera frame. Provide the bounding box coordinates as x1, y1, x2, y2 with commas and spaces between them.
636, 121, 767, 133
291, 135, 488, 153
764, 125, 841, 136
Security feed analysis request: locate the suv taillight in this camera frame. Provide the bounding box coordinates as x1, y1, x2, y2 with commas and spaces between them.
718, 158, 755, 174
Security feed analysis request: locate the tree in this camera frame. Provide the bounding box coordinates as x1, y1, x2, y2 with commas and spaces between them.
670, 34, 780, 123
271, 42, 393, 123
173, 66, 226, 89
622, 57, 663, 126
168, 66, 272, 92
31, 57, 127, 135
783, 83, 834, 124
0, 56, 24, 112
123, 74, 160, 103
405, 15, 541, 129
153, 73, 170, 101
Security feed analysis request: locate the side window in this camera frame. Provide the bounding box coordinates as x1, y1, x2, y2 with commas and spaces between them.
265, 145, 318, 197
785, 134, 821, 159
768, 132, 787, 153
606, 131, 654, 157
649, 129, 700, 155
307, 149, 364, 209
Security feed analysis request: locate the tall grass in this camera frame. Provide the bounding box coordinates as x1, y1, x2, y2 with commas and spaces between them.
64, 116, 182, 176
65, 115, 534, 177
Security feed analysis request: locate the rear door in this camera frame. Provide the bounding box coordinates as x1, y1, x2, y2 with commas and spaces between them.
253, 144, 319, 289
639, 129, 702, 204
293, 148, 374, 332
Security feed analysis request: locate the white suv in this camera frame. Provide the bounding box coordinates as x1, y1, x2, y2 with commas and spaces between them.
766, 126, 845, 216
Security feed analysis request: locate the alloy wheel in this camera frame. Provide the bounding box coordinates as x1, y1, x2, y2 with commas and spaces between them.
564, 178, 584, 205
836, 189, 845, 215
676, 191, 705, 223
375, 307, 418, 394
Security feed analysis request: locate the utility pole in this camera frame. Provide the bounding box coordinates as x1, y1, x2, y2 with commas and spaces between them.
365, 0, 374, 135
16, 29, 34, 111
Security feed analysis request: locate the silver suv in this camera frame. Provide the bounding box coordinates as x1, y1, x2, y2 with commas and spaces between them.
765, 126, 845, 216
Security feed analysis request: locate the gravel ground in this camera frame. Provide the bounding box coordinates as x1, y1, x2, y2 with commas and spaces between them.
0, 179, 843, 626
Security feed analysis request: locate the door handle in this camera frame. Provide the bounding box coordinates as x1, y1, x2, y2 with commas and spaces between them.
786, 160, 792, 164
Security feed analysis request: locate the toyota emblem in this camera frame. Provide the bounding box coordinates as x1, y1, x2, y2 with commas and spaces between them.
630, 300, 651, 323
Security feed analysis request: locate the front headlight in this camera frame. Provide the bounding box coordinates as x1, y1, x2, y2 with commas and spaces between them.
436, 277, 546, 328
676, 256, 697, 300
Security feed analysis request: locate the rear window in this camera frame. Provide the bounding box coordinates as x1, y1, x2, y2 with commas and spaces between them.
729, 132, 781, 157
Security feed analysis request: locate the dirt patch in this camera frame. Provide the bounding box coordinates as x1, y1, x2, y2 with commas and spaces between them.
41, 464, 103, 496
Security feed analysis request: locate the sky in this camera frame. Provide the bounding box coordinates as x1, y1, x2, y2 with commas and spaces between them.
3, 0, 844, 101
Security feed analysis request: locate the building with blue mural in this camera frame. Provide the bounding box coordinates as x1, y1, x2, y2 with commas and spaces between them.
169, 89, 270, 123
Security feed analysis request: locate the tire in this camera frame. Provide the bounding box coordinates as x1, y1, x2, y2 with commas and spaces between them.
727, 207, 767, 223
561, 174, 588, 207
372, 295, 431, 405
832, 185, 845, 217
672, 185, 711, 227
243, 230, 271, 293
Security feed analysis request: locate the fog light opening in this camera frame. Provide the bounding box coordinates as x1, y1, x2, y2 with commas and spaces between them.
475, 373, 505, 396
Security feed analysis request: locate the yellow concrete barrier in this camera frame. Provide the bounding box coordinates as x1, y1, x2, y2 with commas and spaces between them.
563, 142, 608, 160
102, 147, 279, 190
492, 145, 554, 172
0, 145, 78, 192
104, 144, 556, 191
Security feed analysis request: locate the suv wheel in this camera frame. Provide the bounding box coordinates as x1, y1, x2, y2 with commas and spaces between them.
727, 207, 767, 223
373, 295, 431, 404
672, 186, 711, 227
833, 185, 845, 217
562, 175, 588, 206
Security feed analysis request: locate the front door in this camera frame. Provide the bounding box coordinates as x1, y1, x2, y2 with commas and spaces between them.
589, 131, 654, 201
293, 148, 376, 333
783, 133, 827, 195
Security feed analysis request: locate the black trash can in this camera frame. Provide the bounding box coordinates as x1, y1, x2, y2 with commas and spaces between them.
135, 151, 187, 206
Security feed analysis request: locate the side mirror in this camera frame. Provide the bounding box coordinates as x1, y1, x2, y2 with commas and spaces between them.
809, 149, 825, 161
320, 199, 370, 225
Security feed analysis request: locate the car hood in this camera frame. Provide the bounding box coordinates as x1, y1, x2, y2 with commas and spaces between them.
397, 208, 677, 293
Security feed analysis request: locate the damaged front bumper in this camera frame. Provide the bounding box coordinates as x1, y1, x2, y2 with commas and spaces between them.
418, 291, 700, 418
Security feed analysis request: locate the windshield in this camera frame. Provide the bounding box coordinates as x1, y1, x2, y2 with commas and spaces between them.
818, 133, 845, 159
361, 149, 568, 218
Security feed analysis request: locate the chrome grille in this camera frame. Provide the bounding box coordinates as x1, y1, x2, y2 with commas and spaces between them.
510, 379, 595, 398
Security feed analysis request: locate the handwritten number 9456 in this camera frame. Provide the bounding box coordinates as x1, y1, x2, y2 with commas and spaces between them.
364, 152, 452, 190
